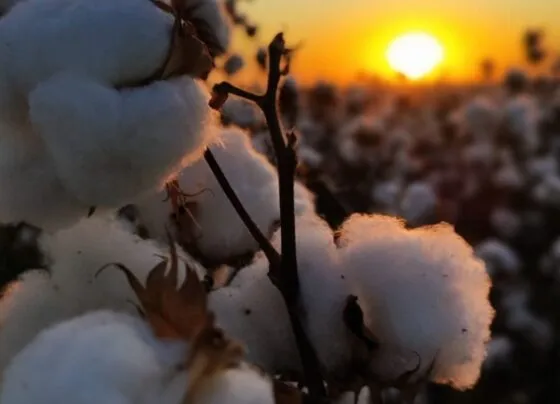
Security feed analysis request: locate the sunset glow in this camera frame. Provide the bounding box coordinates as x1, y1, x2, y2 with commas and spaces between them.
386, 33, 444, 79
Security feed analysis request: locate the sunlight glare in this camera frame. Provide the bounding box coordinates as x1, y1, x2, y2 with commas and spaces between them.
386, 33, 444, 80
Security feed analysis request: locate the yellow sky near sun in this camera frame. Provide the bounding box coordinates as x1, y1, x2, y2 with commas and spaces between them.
229, 0, 560, 84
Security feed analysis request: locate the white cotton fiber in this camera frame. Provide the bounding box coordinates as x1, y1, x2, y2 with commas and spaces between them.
1, 309, 275, 404
502, 95, 541, 154
475, 239, 521, 277
216, 214, 353, 376
338, 214, 494, 390
0, 0, 172, 107
29, 73, 214, 206
0, 0, 220, 230
482, 336, 513, 371
136, 128, 284, 261
0, 216, 204, 372
271, 214, 353, 374
1, 310, 188, 404
461, 96, 500, 138
209, 266, 299, 373
0, 123, 88, 229
490, 208, 521, 240
195, 365, 275, 404
399, 181, 438, 227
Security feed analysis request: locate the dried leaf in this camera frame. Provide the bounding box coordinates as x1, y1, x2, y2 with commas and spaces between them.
150, 0, 218, 81
102, 232, 245, 403
161, 22, 214, 80
99, 236, 209, 340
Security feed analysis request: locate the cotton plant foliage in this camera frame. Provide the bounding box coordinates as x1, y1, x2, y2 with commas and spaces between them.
0, 0, 229, 231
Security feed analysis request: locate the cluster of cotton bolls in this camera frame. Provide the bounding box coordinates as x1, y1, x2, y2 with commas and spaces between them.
1, 1, 557, 404
0, 7, 496, 398
241, 66, 559, 403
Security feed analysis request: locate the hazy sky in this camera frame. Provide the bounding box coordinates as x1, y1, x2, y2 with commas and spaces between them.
231, 0, 560, 83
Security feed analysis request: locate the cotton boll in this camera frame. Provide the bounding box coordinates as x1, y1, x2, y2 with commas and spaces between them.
461, 96, 500, 138
540, 237, 560, 276
399, 181, 438, 227
195, 366, 274, 404
338, 214, 494, 389
215, 214, 353, 376
298, 145, 324, 170
29, 73, 214, 207
502, 95, 541, 154
271, 214, 353, 375
462, 141, 495, 170
0, 216, 203, 371
475, 239, 521, 277
0, 0, 173, 110
490, 208, 521, 240
532, 175, 560, 205
482, 336, 514, 371
493, 162, 525, 191
294, 182, 316, 216
0, 124, 88, 229
221, 98, 265, 130
136, 128, 283, 262
371, 180, 402, 215
1, 310, 188, 404
209, 267, 299, 373
178, 129, 279, 259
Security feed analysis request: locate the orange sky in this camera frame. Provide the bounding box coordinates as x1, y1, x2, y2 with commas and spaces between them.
228, 0, 560, 84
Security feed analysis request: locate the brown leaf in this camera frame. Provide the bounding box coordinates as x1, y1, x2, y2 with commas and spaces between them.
161, 21, 214, 80
151, 0, 217, 80
100, 235, 210, 341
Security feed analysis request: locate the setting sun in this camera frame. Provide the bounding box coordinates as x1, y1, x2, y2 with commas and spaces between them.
386, 33, 444, 80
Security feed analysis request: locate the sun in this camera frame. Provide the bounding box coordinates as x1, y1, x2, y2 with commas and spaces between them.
386, 33, 444, 80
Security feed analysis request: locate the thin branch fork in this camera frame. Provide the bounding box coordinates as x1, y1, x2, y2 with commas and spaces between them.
208, 33, 327, 398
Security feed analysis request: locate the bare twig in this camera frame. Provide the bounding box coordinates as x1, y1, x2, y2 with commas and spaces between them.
203, 149, 280, 266
209, 33, 327, 398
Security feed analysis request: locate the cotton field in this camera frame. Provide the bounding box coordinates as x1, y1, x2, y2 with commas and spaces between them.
0, 0, 557, 403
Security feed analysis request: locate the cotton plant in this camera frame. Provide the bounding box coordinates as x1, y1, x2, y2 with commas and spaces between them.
213, 212, 494, 392
0, 209, 494, 400
134, 127, 315, 263
0, 0, 230, 231
337, 214, 494, 390
0, 216, 206, 372
0, 245, 276, 404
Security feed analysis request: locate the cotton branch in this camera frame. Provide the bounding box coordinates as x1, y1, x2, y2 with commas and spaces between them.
208, 33, 327, 398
